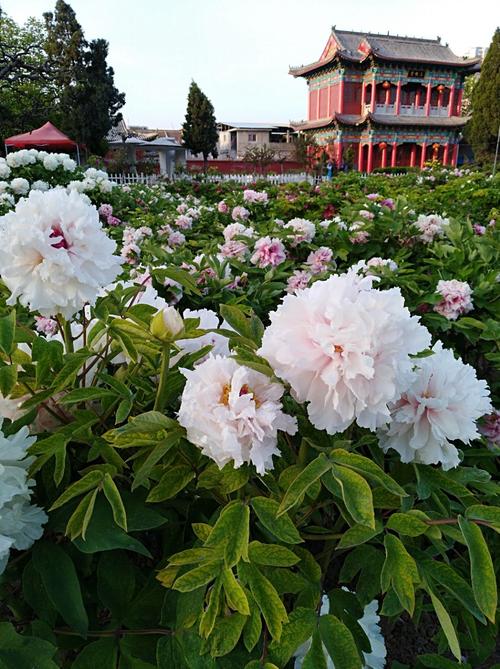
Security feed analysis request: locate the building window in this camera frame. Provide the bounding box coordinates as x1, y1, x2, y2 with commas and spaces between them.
248, 133, 257, 142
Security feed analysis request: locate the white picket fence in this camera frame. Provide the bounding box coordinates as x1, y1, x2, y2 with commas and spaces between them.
107, 173, 159, 185
177, 172, 314, 185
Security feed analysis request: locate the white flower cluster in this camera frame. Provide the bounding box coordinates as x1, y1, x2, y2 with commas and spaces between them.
67, 168, 114, 195
284, 217, 316, 244
0, 422, 47, 574
351, 258, 398, 275
121, 225, 153, 264
259, 271, 491, 469
3, 149, 76, 172
0, 188, 122, 318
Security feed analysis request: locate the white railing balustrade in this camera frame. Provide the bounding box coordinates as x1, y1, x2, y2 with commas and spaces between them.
107, 173, 159, 185
375, 103, 396, 114
399, 105, 427, 116
429, 106, 449, 117
181, 172, 313, 184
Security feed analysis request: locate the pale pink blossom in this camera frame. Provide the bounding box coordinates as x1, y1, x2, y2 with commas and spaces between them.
168, 231, 186, 247
414, 214, 449, 243
434, 279, 473, 320
378, 342, 491, 470
366, 193, 379, 200
359, 209, 375, 220
259, 271, 431, 434
306, 247, 333, 274
243, 189, 268, 204
232, 206, 250, 221
286, 270, 311, 293
175, 214, 193, 229
98, 204, 113, 218
223, 222, 253, 242
107, 215, 122, 227
250, 237, 287, 268
178, 355, 297, 474
219, 240, 248, 259
479, 410, 500, 448
35, 316, 58, 336
473, 224, 486, 235
177, 203, 188, 214
284, 218, 316, 244
350, 231, 370, 244
218, 200, 229, 214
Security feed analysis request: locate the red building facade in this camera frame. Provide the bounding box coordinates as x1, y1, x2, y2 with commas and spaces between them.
290, 28, 480, 171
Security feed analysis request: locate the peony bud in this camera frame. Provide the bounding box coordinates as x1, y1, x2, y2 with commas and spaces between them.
151, 307, 184, 341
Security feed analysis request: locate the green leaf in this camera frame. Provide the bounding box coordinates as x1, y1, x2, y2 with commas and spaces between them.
251, 497, 303, 544
248, 541, 299, 567
329, 464, 375, 528
0, 365, 17, 397
49, 470, 104, 511
319, 614, 362, 669
240, 563, 288, 641
427, 587, 461, 661
51, 350, 92, 392
72, 639, 118, 669
0, 310, 16, 355
278, 454, 332, 516
458, 516, 497, 623
146, 464, 195, 502
303, 629, 328, 669
58, 387, 116, 404
336, 521, 383, 549
330, 449, 407, 497
102, 474, 127, 530
174, 561, 222, 593
210, 613, 247, 657
169, 547, 222, 566
387, 512, 428, 537
268, 607, 317, 667
32, 542, 89, 637
465, 504, 500, 531
199, 578, 222, 639
205, 501, 250, 567
242, 592, 262, 652
418, 558, 485, 623
132, 432, 182, 491
381, 534, 418, 615
65, 488, 99, 540
97, 552, 135, 620
221, 568, 250, 615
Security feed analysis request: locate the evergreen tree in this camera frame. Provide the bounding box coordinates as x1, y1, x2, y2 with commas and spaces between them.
182, 81, 218, 170
468, 28, 500, 164
44, 0, 124, 155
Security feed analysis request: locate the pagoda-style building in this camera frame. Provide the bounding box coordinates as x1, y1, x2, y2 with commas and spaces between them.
290, 28, 480, 171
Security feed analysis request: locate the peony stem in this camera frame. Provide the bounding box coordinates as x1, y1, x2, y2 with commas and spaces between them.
154, 344, 171, 412
60, 316, 74, 353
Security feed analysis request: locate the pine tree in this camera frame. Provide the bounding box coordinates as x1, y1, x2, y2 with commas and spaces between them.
182, 81, 218, 171
468, 28, 500, 164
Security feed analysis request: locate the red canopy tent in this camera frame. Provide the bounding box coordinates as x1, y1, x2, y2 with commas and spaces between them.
5, 122, 80, 162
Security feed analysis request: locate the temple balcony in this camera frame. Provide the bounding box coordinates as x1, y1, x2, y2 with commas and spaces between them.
399, 104, 426, 116
366, 103, 452, 117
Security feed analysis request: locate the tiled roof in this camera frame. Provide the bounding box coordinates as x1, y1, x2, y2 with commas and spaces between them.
292, 112, 468, 131
290, 28, 481, 76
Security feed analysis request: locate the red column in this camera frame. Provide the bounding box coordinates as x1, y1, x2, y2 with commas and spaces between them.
437, 90, 443, 110
456, 89, 463, 115
361, 82, 366, 113
371, 80, 376, 112
339, 76, 345, 114
410, 144, 417, 167
415, 88, 421, 109
358, 143, 364, 172
307, 89, 311, 120
327, 86, 331, 118
452, 143, 459, 166
391, 142, 397, 167
337, 141, 343, 167
425, 83, 432, 116
316, 88, 321, 120
395, 81, 402, 115
448, 86, 455, 117
367, 142, 374, 173
381, 144, 388, 168
443, 143, 449, 165
384, 86, 391, 106
420, 142, 427, 168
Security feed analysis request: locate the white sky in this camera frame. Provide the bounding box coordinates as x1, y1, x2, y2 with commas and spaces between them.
4, 0, 499, 128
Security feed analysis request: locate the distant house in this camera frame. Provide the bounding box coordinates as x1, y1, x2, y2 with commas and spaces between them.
217, 122, 297, 160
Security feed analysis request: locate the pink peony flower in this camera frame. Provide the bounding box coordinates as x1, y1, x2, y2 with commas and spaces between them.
259, 271, 431, 434
168, 231, 186, 247
350, 231, 370, 244
306, 247, 333, 274
178, 355, 297, 474
359, 209, 375, 220
434, 279, 473, 320
35, 316, 58, 336
107, 215, 122, 227
284, 218, 316, 244
381, 198, 395, 210
250, 237, 286, 268
366, 193, 379, 200
414, 214, 449, 243
223, 222, 253, 242
479, 410, 500, 448
98, 204, 113, 218
217, 200, 229, 214
473, 224, 486, 235
219, 240, 248, 259
286, 270, 311, 293
175, 215, 193, 229
232, 206, 250, 221
243, 189, 268, 204
177, 203, 188, 214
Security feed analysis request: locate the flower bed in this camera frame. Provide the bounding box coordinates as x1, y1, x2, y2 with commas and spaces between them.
0, 162, 498, 669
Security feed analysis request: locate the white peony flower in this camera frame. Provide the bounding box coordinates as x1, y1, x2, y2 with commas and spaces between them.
0, 189, 122, 318
414, 214, 449, 243
62, 158, 77, 172
378, 342, 491, 470
43, 154, 59, 171
0, 161, 11, 179
0, 422, 46, 574
259, 271, 431, 433
10, 178, 30, 195
178, 356, 297, 474
284, 217, 316, 244
31, 180, 50, 192
294, 594, 386, 669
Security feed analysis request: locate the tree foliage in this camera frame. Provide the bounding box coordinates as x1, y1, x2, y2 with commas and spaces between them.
182, 81, 218, 169
468, 28, 500, 163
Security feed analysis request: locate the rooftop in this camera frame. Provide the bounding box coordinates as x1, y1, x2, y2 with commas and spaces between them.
290, 28, 481, 77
